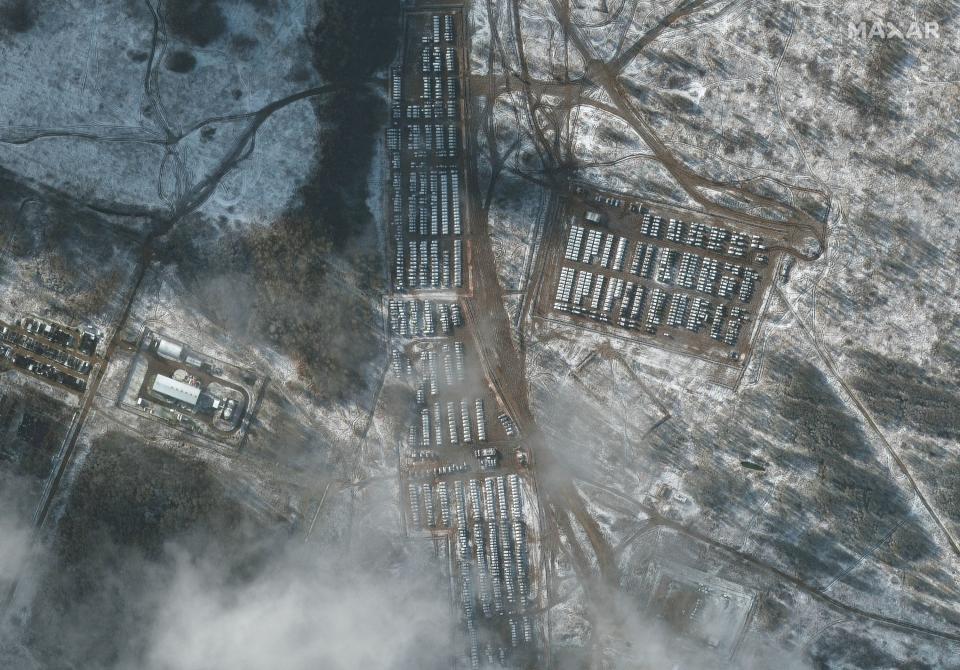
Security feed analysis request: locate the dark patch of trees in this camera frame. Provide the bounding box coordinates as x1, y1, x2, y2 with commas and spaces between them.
686, 354, 935, 587
598, 125, 632, 146
55, 434, 244, 560
231, 33, 258, 59
867, 35, 913, 83
160, 91, 389, 402
164, 0, 227, 46
851, 348, 960, 441
287, 63, 313, 82
298, 90, 386, 249
838, 80, 901, 127
761, 358, 921, 577
0, 390, 64, 483
809, 630, 930, 670
0, 0, 36, 33
24, 432, 286, 668
234, 49, 395, 400
164, 49, 197, 73
238, 0, 279, 12
160, 0, 401, 402
310, 0, 400, 82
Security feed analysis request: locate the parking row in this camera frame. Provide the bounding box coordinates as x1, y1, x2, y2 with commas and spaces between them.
0, 343, 87, 392
388, 14, 466, 295
554, 268, 752, 347
410, 394, 489, 448
401, 167, 462, 236
389, 299, 464, 338
573, 185, 767, 260
396, 238, 464, 290
1, 324, 93, 375
563, 223, 762, 304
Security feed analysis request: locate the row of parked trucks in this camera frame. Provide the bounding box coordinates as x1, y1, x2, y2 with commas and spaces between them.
0, 320, 98, 391
388, 12, 466, 295
390, 300, 464, 338
565, 223, 761, 303
406, 473, 533, 666
0, 341, 87, 392
555, 266, 751, 346
403, 168, 462, 236
395, 15, 538, 667
413, 395, 487, 448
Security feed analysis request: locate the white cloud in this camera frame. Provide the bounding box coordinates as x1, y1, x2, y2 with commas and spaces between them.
141, 547, 456, 670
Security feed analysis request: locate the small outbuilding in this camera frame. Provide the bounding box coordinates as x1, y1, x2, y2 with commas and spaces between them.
155, 339, 184, 361
585, 210, 605, 224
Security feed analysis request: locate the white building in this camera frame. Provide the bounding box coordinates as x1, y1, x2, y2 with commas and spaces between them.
152, 374, 200, 406
156, 338, 183, 361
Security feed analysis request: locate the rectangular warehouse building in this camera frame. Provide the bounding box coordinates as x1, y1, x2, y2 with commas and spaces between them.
152, 374, 200, 406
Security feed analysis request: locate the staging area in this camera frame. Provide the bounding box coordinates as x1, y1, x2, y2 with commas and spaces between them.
387, 9, 469, 293
533, 184, 779, 371
384, 7, 546, 666
388, 295, 545, 666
